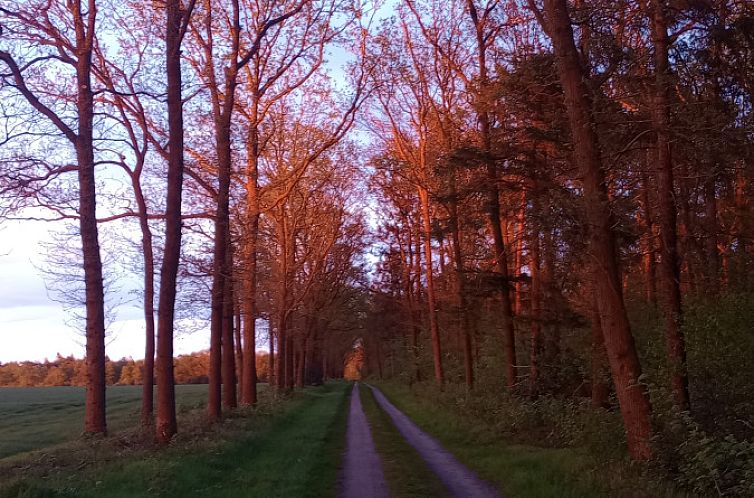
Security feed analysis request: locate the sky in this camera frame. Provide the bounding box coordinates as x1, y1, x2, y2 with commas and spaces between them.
0, 219, 211, 363
0, 1, 394, 364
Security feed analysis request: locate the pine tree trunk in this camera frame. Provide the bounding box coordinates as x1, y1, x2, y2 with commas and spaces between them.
529, 221, 542, 397
467, 0, 517, 391
590, 294, 611, 409
639, 168, 657, 305
704, 177, 720, 293
648, 0, 690, 411
539, 0, 653, 460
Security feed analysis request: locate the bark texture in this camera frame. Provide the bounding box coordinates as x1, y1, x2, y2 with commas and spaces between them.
648, 0, 690, 410
539, 0, 654, 460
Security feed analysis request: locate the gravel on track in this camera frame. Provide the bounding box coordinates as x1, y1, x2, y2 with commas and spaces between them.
338, 383, 389, 498
368, 384, 504, 498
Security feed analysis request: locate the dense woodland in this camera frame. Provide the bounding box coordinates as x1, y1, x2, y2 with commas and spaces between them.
1, 0, 754, 495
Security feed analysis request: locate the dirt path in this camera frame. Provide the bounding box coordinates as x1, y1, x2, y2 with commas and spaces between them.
368, 385, 504, 498
339, 383, 389, 498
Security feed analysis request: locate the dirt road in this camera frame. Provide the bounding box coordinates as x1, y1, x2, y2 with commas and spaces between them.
339, 383, 389, 498
368, 385, 504, 498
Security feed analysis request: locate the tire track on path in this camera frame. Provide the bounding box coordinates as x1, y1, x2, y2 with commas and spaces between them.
339, 383, 389, 498
367, 384, 504, 498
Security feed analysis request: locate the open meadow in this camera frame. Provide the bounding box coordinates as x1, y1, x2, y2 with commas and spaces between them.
0, 385, 207, 459
0, 384, 347, 498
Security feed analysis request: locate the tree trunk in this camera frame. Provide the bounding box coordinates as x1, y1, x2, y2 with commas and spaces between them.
296, 336, 306, 388
449, 185, 473, 388
677, 162, 697, 293
286, 334, 295, 390
222, 252, 237, 409
648, 0, 690, 411
234, 300, 243, 389
399, 223, 422, 382
269, 326, 276, 387
541, 225, 560, 367
155, 0, 187, 443
418, 186, 444, 386
133, 180, 156, 427
539, 0, 653, 460
275, 212, 293, 391
276, 309, 287, 390
207, 134, 231, 420
467, 0, 517, 391
704, 176, 720, 293
529, 221, 542, 397
241, 112, 261, 406
590, 293, 611, 409
514, 193, 526, 316
208, 259, 224, 421
639, 168, 657, 305
76, 11, 107, 434
733, 165, 749, 285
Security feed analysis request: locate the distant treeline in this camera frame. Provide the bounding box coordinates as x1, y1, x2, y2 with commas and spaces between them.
0, 351, 270, 387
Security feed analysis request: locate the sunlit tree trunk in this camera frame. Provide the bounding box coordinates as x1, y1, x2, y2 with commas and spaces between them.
536, 0, 653, 460
241, 103, 261, 406
73, 2, 108, 436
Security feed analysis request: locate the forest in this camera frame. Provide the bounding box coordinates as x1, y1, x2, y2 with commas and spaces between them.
0, 352, 272, 386
1, 0, 754, 497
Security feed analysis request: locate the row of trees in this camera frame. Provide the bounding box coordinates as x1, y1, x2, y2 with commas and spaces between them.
362, 0, 754, 464
0, 352, 273, 386
0, 0, 371, 442
3, 0, 753, 473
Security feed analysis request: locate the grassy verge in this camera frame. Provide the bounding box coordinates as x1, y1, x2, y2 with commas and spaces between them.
375, 382, 691, 498
1, 382, 349, 498
359, 385, 452, 498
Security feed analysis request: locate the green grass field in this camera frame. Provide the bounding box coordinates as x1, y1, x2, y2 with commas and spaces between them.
0, 383, 349, 498
0, 385, 207, 459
